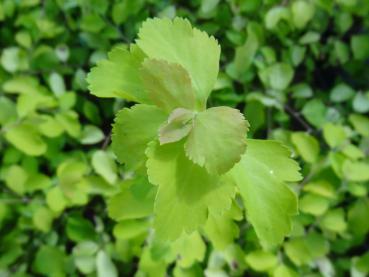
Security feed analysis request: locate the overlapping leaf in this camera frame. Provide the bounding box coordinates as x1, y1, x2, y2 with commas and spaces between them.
185, 107, 249, 174
229, 139, 301, 248
146, 140, 236, 240
137, 17, 221, 110
87, 46, 150, 103
112, 104, 167, 170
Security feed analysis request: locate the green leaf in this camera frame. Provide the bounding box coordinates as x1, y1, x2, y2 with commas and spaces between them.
137, 17, 220, 109
301, 99, 327, 128
33, 246, 66, 276
343, 160, 369, 182
204, 204, 241, 250
229, 139, 301, 248
291, 0, 315, 29
259, 63, 294, 91
87, 46, 150, 103
299, 193, 330, 216
113, 219, 149, 240
232, 23, 259, 77
322, 123, 347, 148
284, 232, 329, 266
351, 34, 369, 60
80, 125, 105, 145
32, 206, 54, 232
46, 186, 67, 214
159, 108, 195, 145
172, 232, 206, 268
330, 83, 355, 103
185, 107, 248, 174
91, 150, 117, 184
352, 92, 369, 113
349, 114, 369, 137
96, 250, 118, 277
348, 198, 369, 237
112, 104, 167, 170
245, 250, 278, 272
5, 123, 47, 156
146, 140, 235, 241
319, 208, 347, 233
291, 132, 320, 163
72, 241, 98, 274
141, 59, 196, 112
108, 178, 156, 221
4, 165, 28, 195
55, 110, 81, 138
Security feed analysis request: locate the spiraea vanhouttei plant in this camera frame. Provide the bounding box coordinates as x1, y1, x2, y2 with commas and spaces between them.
87, 17, 302, 249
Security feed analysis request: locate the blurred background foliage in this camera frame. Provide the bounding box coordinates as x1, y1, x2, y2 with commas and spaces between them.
0, 0, 369, 276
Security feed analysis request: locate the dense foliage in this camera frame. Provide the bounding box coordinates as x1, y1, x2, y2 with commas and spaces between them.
0, 1, 369, 276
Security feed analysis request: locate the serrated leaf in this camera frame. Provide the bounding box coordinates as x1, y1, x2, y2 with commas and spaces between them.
159, 108, 195, 145
141, 59, 196, 112
172, 232, 206, 268
137, 17, 220, 109
185, 107, 248, 174
87, 46, 150, 103
229, 139, 301, 248
112, 104, 167, 170
146, 140, 235, 241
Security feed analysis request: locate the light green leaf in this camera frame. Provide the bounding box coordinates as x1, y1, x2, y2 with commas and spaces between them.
87, 46, 150, 103
259, 63, 294, 91
73, 241, 98, 274
299, 193, 330, 216
229, 139, 301, 248
291, 132, 319, 163
343, 160, 369, 182
330, 83, 355, 103
349, 114, 369, 137
4, 165, 28, 195
55, 110, 81, 138
146, 140, 235, 241
113, 219, 149, 240
204, 204, 241, 250
96, 250, 118, 277
32, 206, 54, 232
319, 208, 347, 233
245, 250, 278, 272
112, 104, 167, 170
284, 232, 329, 266
322, 123, 347, 148
108, 178, 156, 221
185, 107, 248, 174
137, 17, 220, 109
302, 99, 327, 128
291, 0, 315, 29
141, 59, 196, 112
46, 186, 67, 214
159, 108, 195, 145
92, 150, 117, 184
172, 232, 206, 268
5, 123, 47, 156
233, 23, 259, 77
80, 125, 105, 145
48, 72, 66, 97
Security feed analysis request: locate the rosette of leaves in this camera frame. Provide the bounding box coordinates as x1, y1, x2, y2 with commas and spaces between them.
87, 17, 302, 248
